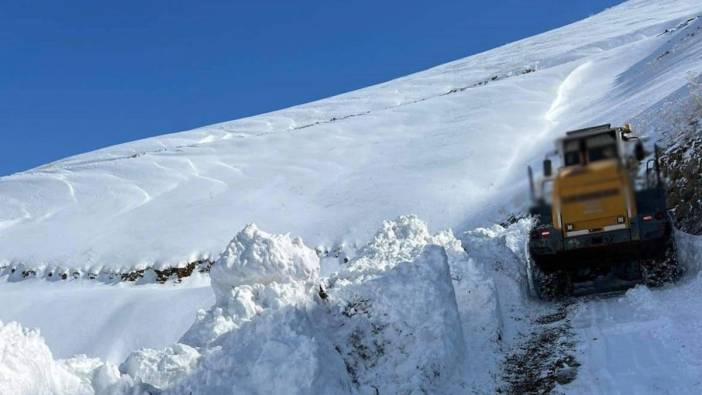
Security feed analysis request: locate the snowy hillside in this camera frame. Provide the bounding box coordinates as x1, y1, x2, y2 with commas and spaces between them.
1, 0, 700, 273
2, 0, 702, 393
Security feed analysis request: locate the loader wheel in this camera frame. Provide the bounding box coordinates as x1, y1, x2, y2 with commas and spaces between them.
642, 238, 682, 287
532, 264, 572, 300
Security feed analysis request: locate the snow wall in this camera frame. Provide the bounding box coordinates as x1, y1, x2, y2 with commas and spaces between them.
0, 215, 533, 394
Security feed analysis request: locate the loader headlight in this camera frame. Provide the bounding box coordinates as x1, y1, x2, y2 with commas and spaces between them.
617, 216, 625, 224
566, 224, 574, 231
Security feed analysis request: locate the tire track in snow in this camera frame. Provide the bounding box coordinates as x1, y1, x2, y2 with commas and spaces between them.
501, 302, 580, 394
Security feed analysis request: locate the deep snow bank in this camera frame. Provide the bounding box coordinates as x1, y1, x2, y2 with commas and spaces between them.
1, 216, 531, 394
0, 321, 90, 395
179, 224, 320, 350
324, 243, 465, 393
171, 224, 345, 394
0, 321, 135, 395
172, 216, 474, 394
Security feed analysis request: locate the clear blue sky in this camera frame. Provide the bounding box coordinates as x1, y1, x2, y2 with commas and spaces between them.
1, 0, 625, 176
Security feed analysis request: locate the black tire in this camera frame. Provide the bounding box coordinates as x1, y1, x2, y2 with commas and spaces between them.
614, 261, 644, 282
642, 237, 682, 286
531, 261, 572, 300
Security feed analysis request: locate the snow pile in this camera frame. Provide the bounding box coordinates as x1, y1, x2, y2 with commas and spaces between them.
347, 215, 450, 274
173, 217, 476, 393
180, 224, 320, 348
461, 219, 533, 291
131, 217, 510, 393
0, 321, 132, 395
327, 245, 465, 393
169, 224, 349, 394
176, 307, 350, 394
321, 215, 523, 393
339, 215, 522, 391
0, 216, 539, 394
119, 344, 200, 391
0, 224, 334, 395
210, 224, 320, 299
0, 321, 90, 395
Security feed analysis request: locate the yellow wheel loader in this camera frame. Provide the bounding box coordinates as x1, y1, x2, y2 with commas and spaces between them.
527, 124, 680, 299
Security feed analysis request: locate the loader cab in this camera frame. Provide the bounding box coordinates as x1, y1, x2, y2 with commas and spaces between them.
550, 125, 636, 233
528, 124, 643, 227
558, 125, 626, 170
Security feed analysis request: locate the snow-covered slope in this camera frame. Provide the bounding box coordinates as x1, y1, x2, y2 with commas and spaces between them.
3, 0, 702, 394
0, 276, 213, 363
1, 0, 701, 273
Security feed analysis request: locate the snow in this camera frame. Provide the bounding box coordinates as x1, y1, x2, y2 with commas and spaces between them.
0, 277, 213, 364
119, 344, 200, 391
0, 321, 92, 395
0, 321, 138, 395
3, 0, 702, 393
174, 217, 471, 394
334, 247, 464, 393
564, 233, 702, 394
180, 224, 320, 349
4, 218, 702, 394
1, 0, 701, 273
0, 216, 518, 394
210, 224, 320, 303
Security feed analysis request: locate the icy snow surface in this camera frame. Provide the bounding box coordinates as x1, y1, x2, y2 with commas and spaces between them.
3, 0, 702, 393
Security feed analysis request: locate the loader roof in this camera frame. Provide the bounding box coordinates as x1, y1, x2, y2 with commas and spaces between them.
565, 124, 614, 139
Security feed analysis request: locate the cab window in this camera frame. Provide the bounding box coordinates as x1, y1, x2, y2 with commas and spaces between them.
564, 151, 581, 166
563, 140, 581, 166
586, 133, 618, 163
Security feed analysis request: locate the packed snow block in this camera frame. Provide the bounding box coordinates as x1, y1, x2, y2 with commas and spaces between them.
0, 321, 95, 395
180, 280, 315, 348
332, 245, 465, 393
348, 215, 472, 278
131, 224, 347, 393
0, 321, 139, 395
181, 224, 320, 347
210, 224, 320, 304
461, 220, 532, 295
173, 307, 351, 395
458, 220, 533, 347
349, 215, 439, 274
119, 343, 200, 391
